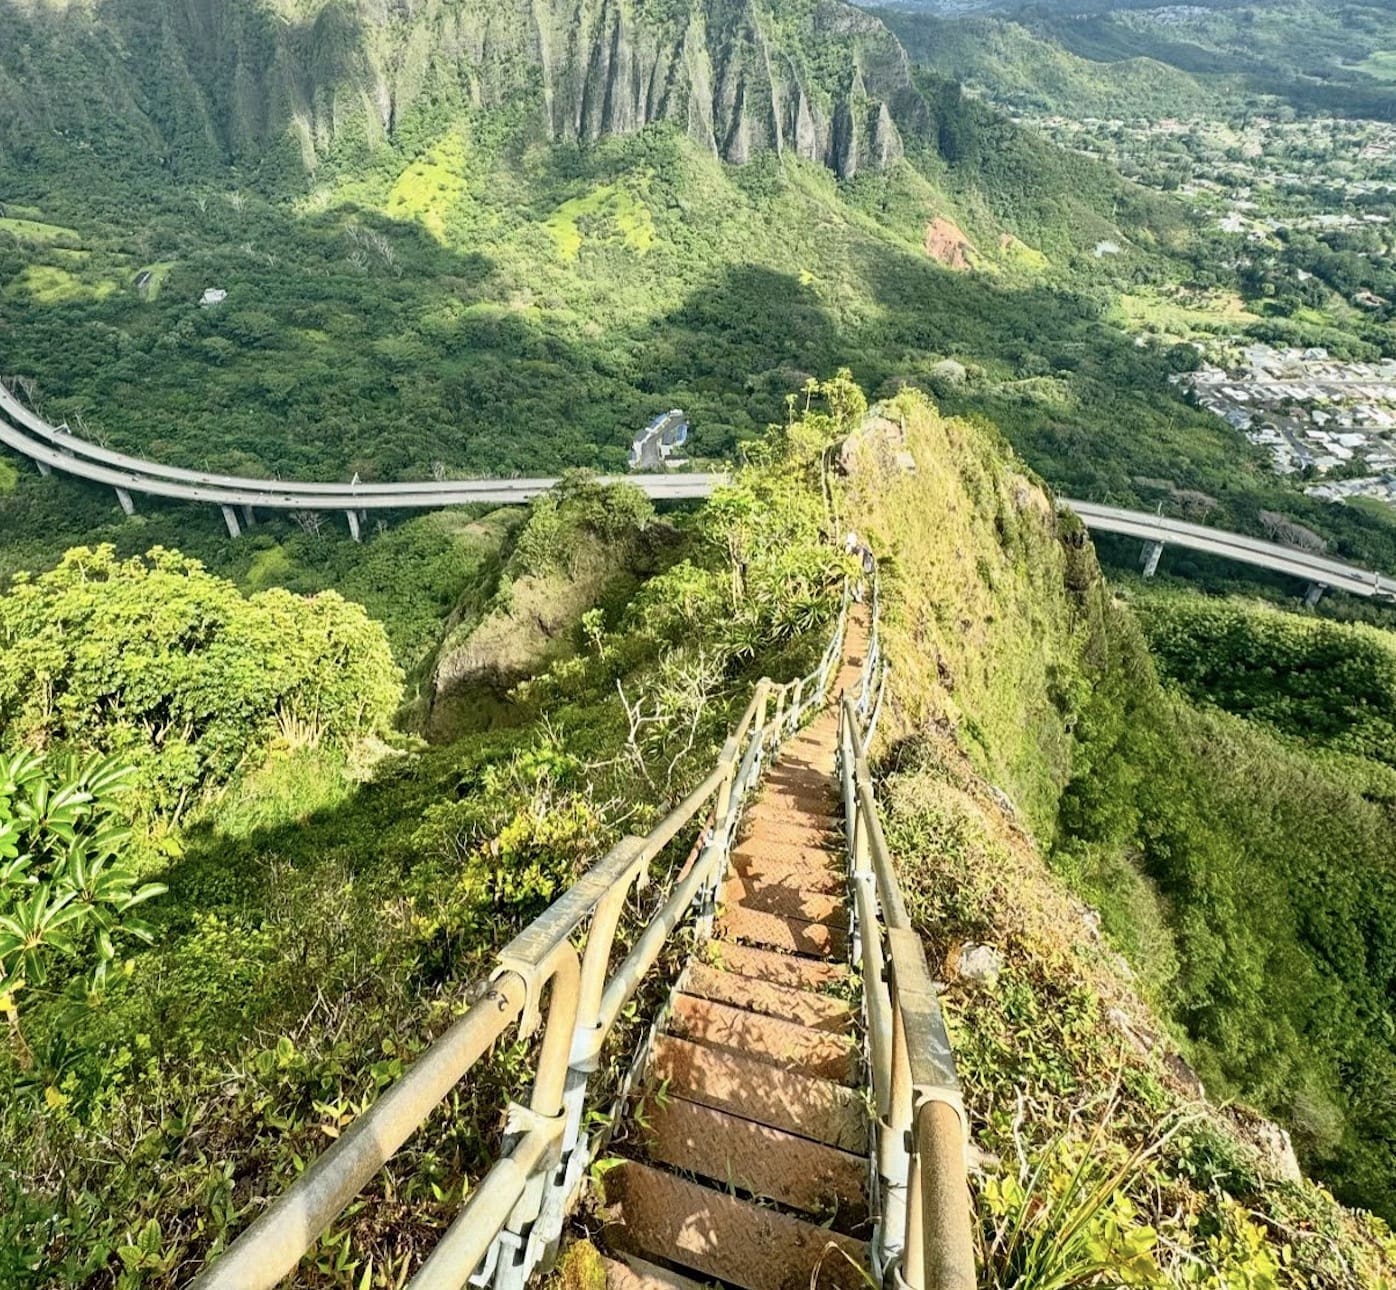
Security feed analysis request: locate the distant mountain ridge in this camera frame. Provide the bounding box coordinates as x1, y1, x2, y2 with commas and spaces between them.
0, 0, 934, 178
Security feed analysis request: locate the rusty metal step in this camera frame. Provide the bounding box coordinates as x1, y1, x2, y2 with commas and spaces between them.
756, 787, 836, 814
729, 865, 843, 902
733, 834, 842, 870
669, 995, 857, 1082
602, 1253, 712, 1290
730, 853, 844, 897
719, 905, 847, 958
603, 1161, 868, 1290
746, 803, 834, 829
649, 1035, 866, 1152
736, 825, 839, 858
721, 872, 848, 927
683, 962, 853, 1031
638, 1096, 868, 1224
704, 942, 848, 993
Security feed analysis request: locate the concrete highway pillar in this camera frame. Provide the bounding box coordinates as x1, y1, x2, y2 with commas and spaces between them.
220, 505, 242, 539
114, 487, 136, 516
345, 510, 362, 542
1305, 581, 1327, 608
241, 505, 256, 528
1140, 539, 1165, 578
36, 460, 51, 477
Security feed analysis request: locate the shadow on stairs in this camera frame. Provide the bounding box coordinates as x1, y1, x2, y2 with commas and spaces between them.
590, 618, 874, 1290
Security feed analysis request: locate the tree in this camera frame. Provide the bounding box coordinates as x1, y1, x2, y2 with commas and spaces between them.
0, 546, 403, 815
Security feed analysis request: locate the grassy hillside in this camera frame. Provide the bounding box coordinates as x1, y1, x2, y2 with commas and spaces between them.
844, 388, 1396, 1275
9, 0, 1396, 599
882, 0, 1396, 121
838, 388, 1396, 1226
11, 110, 1396, 579
1, 114, 1182, 478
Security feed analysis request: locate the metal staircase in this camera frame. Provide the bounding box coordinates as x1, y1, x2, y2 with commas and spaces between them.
190, 583, 974, 1290
596, 624, 873, 1290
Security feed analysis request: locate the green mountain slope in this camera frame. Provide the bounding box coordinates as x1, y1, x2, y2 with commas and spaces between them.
880, 11, 1221, 117
880, 1, 1396, 121
0, 0, 1223, 572
10, 0, 1396, 593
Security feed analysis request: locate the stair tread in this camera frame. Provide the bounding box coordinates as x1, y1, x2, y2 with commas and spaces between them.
603, 1254, 713, 1290
746, 803, 834, 827
683, 962, 853, 1030
742, 816, 835, 839
731, 854, 837, 899
721, 872, 848, 927
670, 994, 857, 1082
732, 837, 842, 867
650, 1035, 866, 1151
604, 1160, 868, 1290
705, 942, 848, 991
719, 905, 847, 958
639, 1096, 867, 1223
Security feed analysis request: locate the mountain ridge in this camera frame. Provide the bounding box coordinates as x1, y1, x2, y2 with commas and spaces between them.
0, 0, 934, 178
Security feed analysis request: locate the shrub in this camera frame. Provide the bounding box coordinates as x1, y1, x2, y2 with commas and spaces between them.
0, 546, 402, 815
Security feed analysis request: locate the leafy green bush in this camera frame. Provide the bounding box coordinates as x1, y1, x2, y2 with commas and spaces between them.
0, 546, 403, 815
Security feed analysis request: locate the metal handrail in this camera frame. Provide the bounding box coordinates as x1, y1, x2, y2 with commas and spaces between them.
189, 593, 851, 1290
839, 576, 975, 1290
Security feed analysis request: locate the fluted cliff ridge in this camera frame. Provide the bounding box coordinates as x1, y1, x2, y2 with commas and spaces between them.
0, 0, 933, 177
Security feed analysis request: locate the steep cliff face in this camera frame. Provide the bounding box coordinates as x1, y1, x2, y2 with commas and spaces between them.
0, 0, 930, 177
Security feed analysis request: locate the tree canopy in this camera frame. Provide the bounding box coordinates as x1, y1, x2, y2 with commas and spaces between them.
0, 546, 402, 815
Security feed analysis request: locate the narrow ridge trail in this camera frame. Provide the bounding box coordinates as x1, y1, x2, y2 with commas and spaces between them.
595, 609, 874, 1290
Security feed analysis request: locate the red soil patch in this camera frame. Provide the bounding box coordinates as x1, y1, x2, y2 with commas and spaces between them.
924, 216, 974, 269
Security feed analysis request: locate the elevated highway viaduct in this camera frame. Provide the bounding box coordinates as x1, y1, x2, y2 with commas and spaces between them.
3, 383, 1393, 601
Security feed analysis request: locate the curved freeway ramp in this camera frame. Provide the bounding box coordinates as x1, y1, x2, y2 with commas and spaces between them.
3, 379, 1394, 600
1064, 499, 1396, 601
0, 383, 717, 536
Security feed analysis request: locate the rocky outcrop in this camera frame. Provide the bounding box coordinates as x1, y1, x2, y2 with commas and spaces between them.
0, 0, 931, 178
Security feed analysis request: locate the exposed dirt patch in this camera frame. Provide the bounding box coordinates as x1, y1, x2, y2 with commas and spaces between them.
924, 217, 975, 270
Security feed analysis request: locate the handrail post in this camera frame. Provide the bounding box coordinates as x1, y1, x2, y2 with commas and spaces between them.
913, 1099, 976, 1290
696, 753, 738, 941
437, 944, 580, 1290
525, 837, 648, 1278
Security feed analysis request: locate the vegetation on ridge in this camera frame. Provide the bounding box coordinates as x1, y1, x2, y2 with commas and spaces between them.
844, 385, 1396, 1279
0, 378, 859, 1286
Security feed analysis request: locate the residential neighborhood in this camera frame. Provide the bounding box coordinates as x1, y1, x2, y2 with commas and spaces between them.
1177, 344, 1396, 504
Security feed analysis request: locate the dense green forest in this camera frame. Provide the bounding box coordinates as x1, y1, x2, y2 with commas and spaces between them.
1056, 585, 1396, 1220
882, 0, 1396, 121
